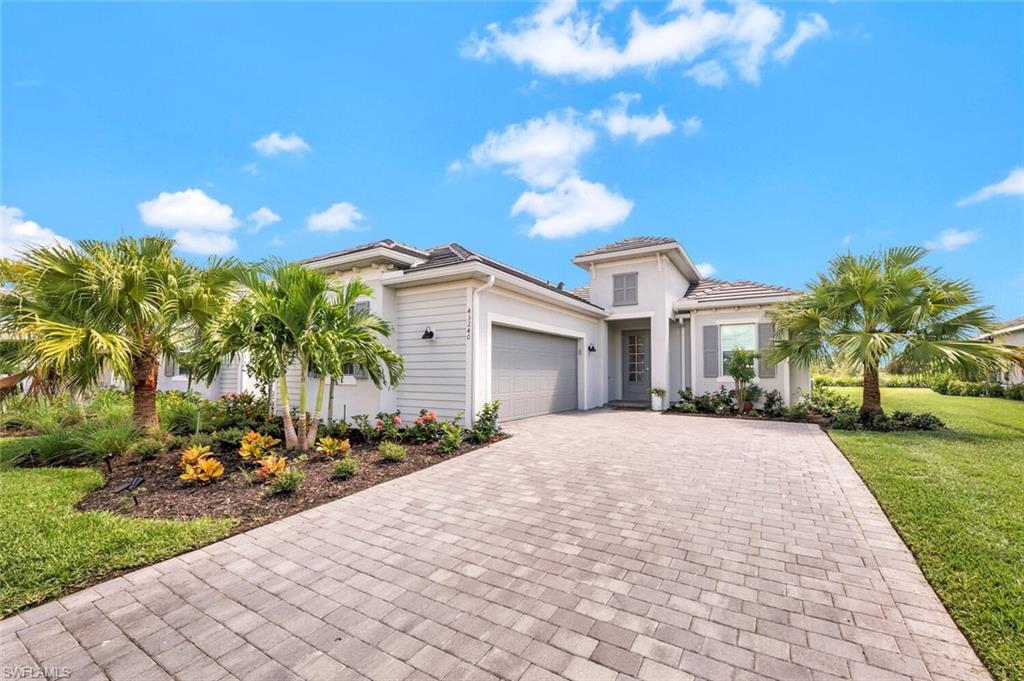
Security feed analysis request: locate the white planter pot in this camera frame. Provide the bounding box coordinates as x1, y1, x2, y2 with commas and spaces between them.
651, 394, 664, 411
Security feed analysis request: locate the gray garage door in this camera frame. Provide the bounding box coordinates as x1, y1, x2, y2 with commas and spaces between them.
491, 326, 579, 420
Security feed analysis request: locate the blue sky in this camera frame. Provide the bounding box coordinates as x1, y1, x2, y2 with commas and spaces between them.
3, 1, 1022, 318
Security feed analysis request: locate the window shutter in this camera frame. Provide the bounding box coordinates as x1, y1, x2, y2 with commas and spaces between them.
164, 358, 176, 377
352, 301, 370, 314
703, 325, 719, 378
758, 322, 776, 378
613, 276, 624, 305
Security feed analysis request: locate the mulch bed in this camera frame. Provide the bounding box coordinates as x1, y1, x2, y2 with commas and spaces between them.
660, 408, 829, 426
77, 435, 508, 533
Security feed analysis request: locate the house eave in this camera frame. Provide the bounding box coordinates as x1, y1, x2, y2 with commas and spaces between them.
674, 293, 802, 312
383, 262, 609, 317
572, 243, 702, 282
302, 248, 426, 273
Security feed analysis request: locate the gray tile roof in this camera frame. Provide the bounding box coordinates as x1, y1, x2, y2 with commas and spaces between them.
994, 315, 1024, 331
570, 285, 591, 301
574, 236, 678, 258
299, 239, 429, 265
680, 278, 802, 305
408, 243, 599, 308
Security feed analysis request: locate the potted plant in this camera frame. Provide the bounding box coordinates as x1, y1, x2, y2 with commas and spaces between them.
724, 349, 758, 414
649, 387, 667, 411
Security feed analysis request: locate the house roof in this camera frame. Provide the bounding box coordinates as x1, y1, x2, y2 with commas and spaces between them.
299, 239, 429, 265
976, 315, 1024, 339
574, 236, 678, 258
570, 285, 591, 301
407, 243, 599, 308
677, 278, 802, 308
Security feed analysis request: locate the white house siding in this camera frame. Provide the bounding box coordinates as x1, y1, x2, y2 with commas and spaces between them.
992, 329, 1024, 385
395, 284, 470, 421
475, 286, 605, 417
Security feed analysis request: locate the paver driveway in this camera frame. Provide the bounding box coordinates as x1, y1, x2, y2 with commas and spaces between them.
2, 411, 990, 681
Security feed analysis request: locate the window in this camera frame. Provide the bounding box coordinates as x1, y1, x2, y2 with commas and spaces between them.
720, 324, 755, 373
345, 301, 371, 378
612, 272, 638, 306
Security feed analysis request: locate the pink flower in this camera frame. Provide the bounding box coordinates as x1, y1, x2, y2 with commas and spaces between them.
394, 415, 402, 426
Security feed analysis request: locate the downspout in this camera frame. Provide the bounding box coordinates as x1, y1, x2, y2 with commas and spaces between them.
469, 274, 496, 425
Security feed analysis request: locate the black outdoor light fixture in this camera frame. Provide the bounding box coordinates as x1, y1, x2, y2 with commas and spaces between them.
113, 476, 145, 506
588, 344, 597, 352
422, 327, 435, 340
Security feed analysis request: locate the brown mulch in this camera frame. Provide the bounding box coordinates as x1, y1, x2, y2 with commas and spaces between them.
77, 435, 508, 533
660, 409, 829, 426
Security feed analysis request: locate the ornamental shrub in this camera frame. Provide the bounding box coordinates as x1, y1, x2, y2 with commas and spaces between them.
471, 401, 501, 443
331, 457, 358, 480
438, 419, 464, 454
266, 468, 304, 495
379, 441, 406, 462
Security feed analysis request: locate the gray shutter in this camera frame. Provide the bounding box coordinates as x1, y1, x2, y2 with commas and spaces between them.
703, 325, 720, 378
164, 357, 175, 377
612, 276, 625, 305
758, 322, 776, 378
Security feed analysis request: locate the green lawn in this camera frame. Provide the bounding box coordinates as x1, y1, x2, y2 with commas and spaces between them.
0, 467, 234, 616
830, 387, 1023, 681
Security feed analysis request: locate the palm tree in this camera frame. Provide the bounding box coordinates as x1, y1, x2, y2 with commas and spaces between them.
196, 261, 404, 451
770, 246, 1020, 420
0, 236, 239, 430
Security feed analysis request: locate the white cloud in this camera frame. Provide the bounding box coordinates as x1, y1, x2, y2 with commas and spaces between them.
447, 160, 464, 173
773, 12, 829, 62
956, 167, 1024, 207
681, 116, 702, 136
307, 202, 366, 232
138, 189, 239, 231
241, 162, 259, 176
695, 261, 716, 278
172, 231, 238, 256
512, 176, 633, 238
841, 233, 854, 247
270, 235, 285, 247
137, 189, 241, 255
685, 60, 729, 87
0, 205, 72, 259
595, 93, 674, 143
924, 228, 979, 252
469, 110, 595, 188
247, 206, 281, 233
251, 131, 311, 156
464, 1, 806, 85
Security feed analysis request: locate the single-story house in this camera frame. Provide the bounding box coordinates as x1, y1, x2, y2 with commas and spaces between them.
975, 316, 1024, 385
165, 236, 811, 422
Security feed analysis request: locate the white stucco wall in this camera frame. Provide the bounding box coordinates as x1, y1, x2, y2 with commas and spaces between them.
993, 329, 1024, 384
687, 307, 810, 403
587, 254, 683, 401
474, 285, 606, 418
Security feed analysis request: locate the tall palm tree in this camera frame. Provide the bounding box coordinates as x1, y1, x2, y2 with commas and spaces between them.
0, 236, 239, 430
196, 261, 404, 451
770, 246, 1020, 419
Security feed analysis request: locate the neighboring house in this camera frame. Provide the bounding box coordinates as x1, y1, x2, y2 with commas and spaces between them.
975, 316, 1024, 385
247, 236, 811, 424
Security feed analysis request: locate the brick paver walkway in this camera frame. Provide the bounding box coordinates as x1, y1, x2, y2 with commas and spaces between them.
2, 411, 990, 681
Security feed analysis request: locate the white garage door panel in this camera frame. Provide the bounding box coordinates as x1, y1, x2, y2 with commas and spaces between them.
491, 326, 578, 420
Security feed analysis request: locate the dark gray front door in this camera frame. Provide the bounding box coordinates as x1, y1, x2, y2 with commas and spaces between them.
622, 330, 651, 401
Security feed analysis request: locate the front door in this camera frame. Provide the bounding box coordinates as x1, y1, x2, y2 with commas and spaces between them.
621, 330, 651, 401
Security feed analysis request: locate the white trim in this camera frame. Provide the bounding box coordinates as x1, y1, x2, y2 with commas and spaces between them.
485, 312, 589, 413
571, 242, 702, 282
674, 295, 801, 312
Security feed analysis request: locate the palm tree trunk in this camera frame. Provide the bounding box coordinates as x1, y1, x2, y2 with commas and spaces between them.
860, 363, 883, 421
297, 359, 308, 452
131, 349, 161, 431
278, 373, 298, 449
308, 376, 326, 449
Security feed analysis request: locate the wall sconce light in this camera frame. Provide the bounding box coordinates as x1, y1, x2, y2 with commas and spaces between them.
587, 344, 597, 352
422, 327, 435, 340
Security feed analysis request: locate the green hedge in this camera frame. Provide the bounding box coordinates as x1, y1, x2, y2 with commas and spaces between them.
929, 375, 1024, 400
812, 373, 931, 388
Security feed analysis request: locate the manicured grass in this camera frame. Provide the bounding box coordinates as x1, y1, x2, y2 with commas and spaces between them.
830, 387, 1023, 681
0, 467, 235, 616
